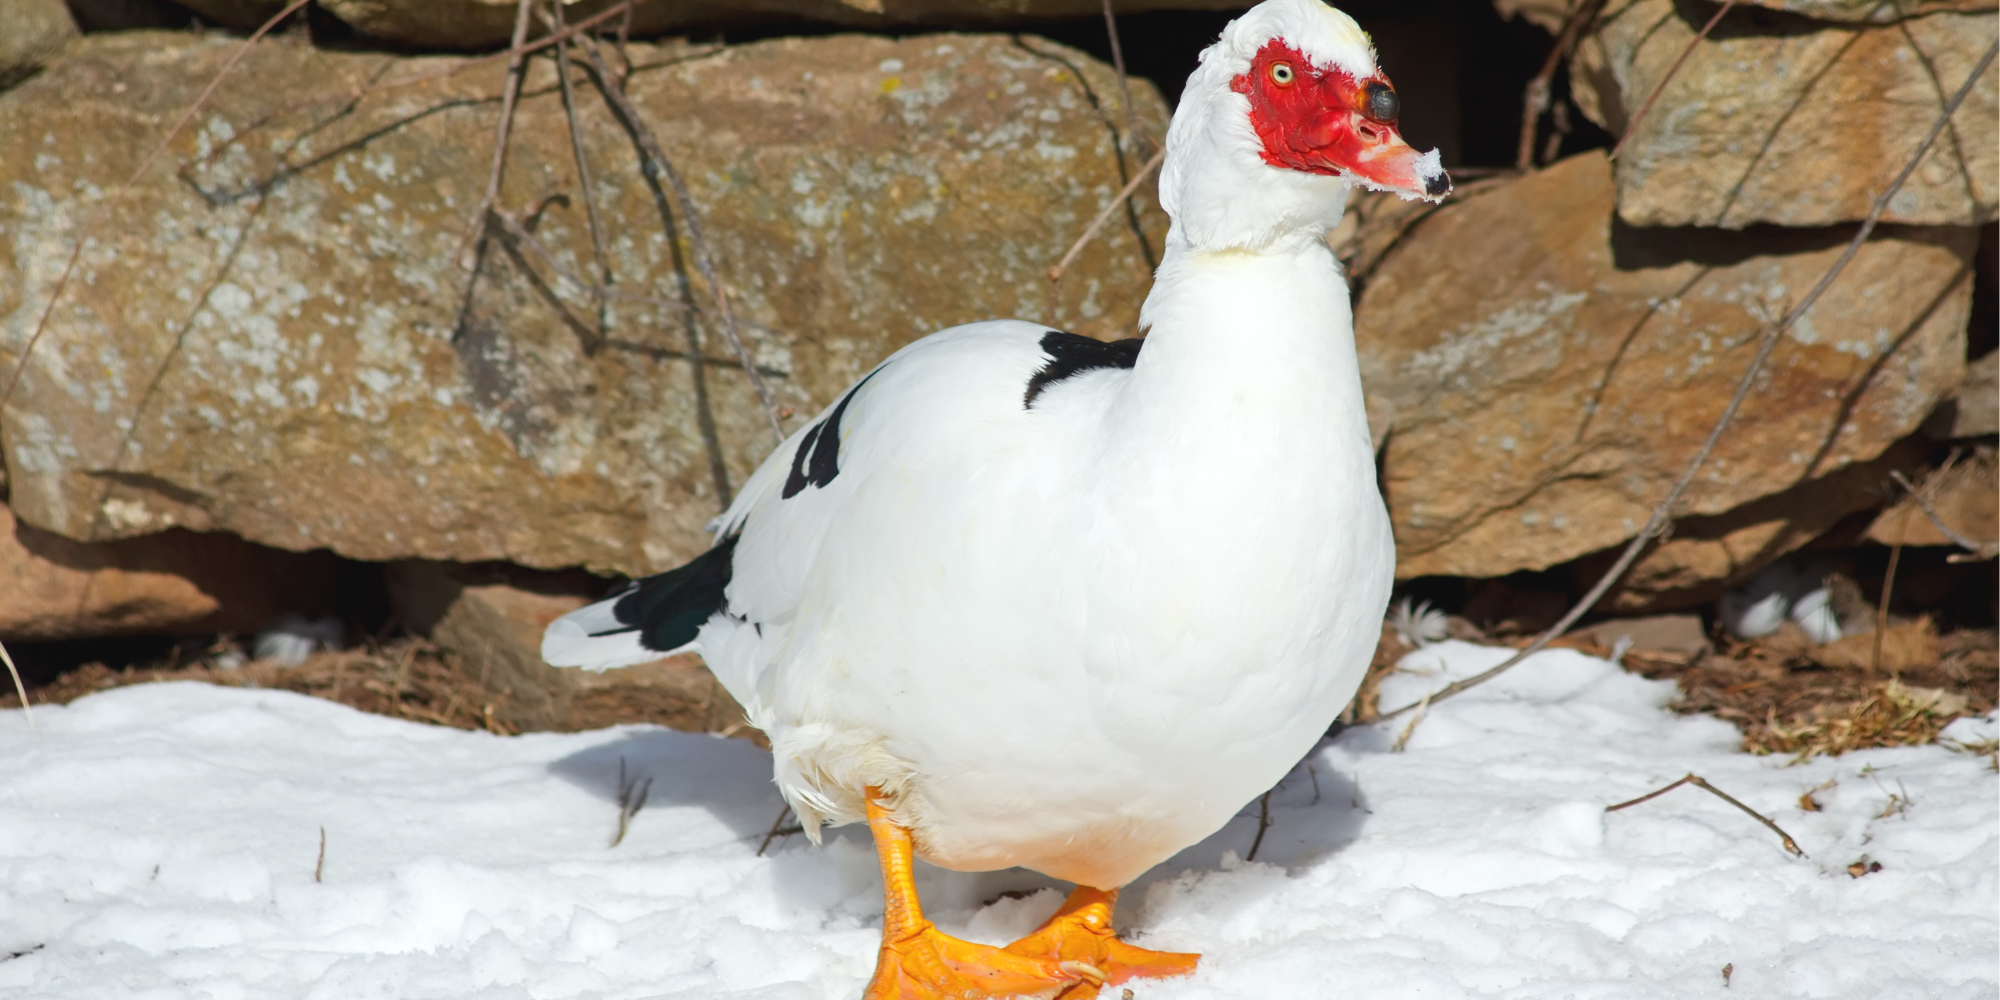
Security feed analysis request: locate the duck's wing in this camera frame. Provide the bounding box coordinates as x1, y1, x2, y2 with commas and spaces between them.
542, 320, 1139, 678
536, 371, 882, 675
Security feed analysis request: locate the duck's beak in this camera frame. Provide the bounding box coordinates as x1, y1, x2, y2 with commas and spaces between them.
1332, 121, 1451, 202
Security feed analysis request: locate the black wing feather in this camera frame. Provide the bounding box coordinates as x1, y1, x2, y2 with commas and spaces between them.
599, 534, 740, 653
782, 366, 884, 499
1023, 331, 1143, 408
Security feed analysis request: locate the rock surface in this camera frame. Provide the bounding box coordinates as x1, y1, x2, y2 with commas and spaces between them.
1491, 0, 1572, 32
1502, 0, 1995, 32
385, 561, 592, 732
1742, 0, 1998, 22
0, 505, 339, 641
1581, 438, 1929, 611
0, 0, 76, 90
1925, 349, 1998, 438
1813, 618, 1941, 671
1866, 447, 1998, 548
181, 0, 1249, 48
1355, 152, 1973, 595
1571, 0, 1997, 228
0, 31, 1167, 576
1576, 613, 1710, 659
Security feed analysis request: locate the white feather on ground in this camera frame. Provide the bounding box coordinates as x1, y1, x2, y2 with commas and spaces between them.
1718, 555, 1848, 644
1389, 596, 1449, 648
0, 641, 1991, 998
251, 613, 345, 667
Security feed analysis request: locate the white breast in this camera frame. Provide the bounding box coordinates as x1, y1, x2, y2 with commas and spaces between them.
693, 246, 1392, 889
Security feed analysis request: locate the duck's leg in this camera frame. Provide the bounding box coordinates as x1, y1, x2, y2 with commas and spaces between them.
1001, 887, 1198, 999
861, 789, 1098, 1000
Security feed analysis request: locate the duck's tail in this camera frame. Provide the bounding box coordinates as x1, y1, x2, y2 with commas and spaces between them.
540, 535, 739, 672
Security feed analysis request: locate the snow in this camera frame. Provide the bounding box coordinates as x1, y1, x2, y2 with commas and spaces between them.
0, 641, 1993, 999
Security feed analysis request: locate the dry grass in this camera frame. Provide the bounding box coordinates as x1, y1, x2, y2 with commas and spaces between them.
1755, 680, 1973, 762
1624, 624, 1997, 762
1353, 613, 1995, 762
1, 638, 515, 732
0, 637, 752, 738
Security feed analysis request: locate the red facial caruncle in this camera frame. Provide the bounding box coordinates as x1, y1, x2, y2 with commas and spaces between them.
1230, 39, 1449, 200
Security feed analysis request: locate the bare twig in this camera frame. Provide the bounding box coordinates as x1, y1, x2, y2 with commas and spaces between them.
392, 3, 640, 90
1390, 687, 1432, 751
757, 804, 802, 856
1540, 96, 1572, 165
1872, 776, 1913, 819
6, 2, 654, 415
1245, 790, 1274, 862
481, 701, 516, 735
56, 3, 646, 199
1376, 40, 2000, 722
1517, 0, 1610, 170
1889, 461, 1998, 558
546, 0, 614, 329
615, 0, 635, 81
314, 826, 327, 882
490, 204, 792, 356
612, 756, 653, 848
0, 0, 311, 411
491, 207, 640, 308
394, 644, 415, 706
574, 35, 784, 443
1608, 0, 1739, 161
1607, 772, 1806, 857
455, 0, 538, 268
1045, 144, 1167, 325
1100, 0, 1142, 153
1872, 507, 1908, 674
0, 639, 35, 732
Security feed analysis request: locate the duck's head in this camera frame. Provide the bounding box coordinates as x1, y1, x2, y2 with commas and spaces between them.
1159, 0, 1450, 253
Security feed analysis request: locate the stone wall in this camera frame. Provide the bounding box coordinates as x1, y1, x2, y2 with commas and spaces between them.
2, 0, 1992, 721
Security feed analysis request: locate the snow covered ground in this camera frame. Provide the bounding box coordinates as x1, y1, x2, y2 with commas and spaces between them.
0, 641, 1993, 999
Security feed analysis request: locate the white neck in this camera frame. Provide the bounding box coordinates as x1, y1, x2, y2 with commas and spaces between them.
1094, 234, 1376, 506
1070, 226, 1391, 698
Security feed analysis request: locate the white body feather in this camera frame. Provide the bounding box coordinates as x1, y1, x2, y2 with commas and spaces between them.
546, 0, 1399, 890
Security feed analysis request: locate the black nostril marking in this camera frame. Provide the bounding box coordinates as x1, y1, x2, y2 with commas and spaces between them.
1424, 170, 1451, 197
1363, 81, 1400, 124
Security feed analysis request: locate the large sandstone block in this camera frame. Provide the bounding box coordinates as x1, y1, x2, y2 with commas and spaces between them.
386, 561, 589, 732
1742, 0, 1998, 22
1499, 0, 1993, 32
178, 0, 1251, 49
1581, 437, 1930, 610
0, 0, 76, 90
0, 31, 1167, 576
1865, 447, 1997, 548
1925, 349, 1997, 437
1572, 0, 1996, 228
0, 504, 338, 640
1355, 152, 1972, 595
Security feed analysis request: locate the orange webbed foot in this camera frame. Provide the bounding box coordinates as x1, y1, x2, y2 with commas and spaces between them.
863, 919, 1101, 1000
861, 790, 1099, 999
1002, 887, 1199, 999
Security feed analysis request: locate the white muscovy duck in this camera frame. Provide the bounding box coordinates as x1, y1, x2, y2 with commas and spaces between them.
544, 0, 1447, 994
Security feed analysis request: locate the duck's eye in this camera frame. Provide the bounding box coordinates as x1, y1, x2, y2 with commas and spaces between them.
1268, 62, 1294, 86
1361, 80, 1400, 124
